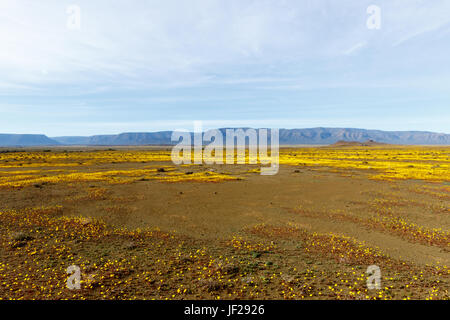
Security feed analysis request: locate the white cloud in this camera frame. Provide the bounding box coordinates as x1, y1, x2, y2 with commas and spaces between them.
0, 0, 449, 135
0, 0, 449, 95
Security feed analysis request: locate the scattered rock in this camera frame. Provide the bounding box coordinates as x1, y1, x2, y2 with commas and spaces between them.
220, 264, 240, 275
10, 232, 33, 248
113, 268, 134, 279
10, 232, 33, 242
199, 279, 224, 292
79, 217, 93, 226
338, 257, 350, 264
281, 274, 295, 284
179, 256, 194, 263
251, 251, 262, 258
123, 241, 138, 250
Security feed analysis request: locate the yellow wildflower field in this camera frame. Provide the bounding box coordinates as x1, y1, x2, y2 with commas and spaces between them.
0, 146, 448, 300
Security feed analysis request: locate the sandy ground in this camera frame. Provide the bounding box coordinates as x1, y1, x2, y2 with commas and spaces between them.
1, 162, 448, 266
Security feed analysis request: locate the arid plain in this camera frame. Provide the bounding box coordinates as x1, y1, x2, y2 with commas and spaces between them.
0, 146, 448, 300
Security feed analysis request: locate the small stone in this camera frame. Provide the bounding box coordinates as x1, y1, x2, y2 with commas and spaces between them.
123, 241, 138, 250
79, 217, 93, 226
10, 232, 33, 242
199, 279, 223, 292
221, 264, 240, 275
251, 251, 262, 258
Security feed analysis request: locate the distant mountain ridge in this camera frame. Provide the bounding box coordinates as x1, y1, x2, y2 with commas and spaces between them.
52, 128, 450, 145
278, 128, 450, 145
0, 134, 60, 147
0, 128, 449, 147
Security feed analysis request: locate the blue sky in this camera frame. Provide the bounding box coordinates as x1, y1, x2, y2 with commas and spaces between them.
0, 0, 449, 136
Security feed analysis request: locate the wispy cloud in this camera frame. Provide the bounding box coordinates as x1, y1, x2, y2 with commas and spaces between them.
343, 41, 367, 55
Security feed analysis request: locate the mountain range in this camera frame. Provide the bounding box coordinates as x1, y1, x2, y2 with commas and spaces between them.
0, 128, 449, 147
